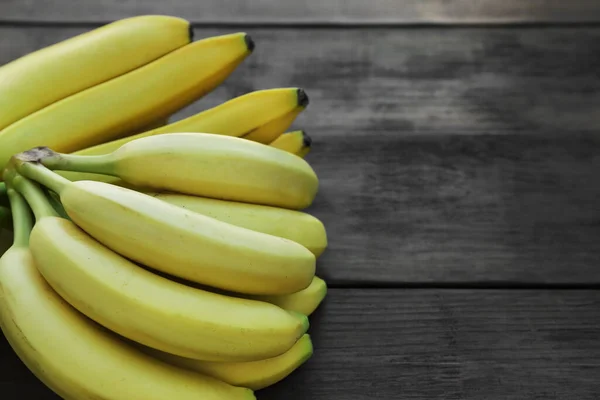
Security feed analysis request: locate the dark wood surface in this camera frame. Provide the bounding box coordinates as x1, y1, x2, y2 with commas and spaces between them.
5, 26, 600, 284
2, 290, 600, 399
2, 2, 600, 399
2, 0, 600, 24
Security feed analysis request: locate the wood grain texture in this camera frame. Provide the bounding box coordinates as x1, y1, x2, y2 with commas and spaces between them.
2, 26, 600, 284
1, 0, 600, 24
308, 130, 600, 286
2, 289, 600, 399
3, 27, 600, 138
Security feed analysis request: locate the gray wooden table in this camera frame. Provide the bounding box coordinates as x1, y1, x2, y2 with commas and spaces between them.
2, 1, 600, 399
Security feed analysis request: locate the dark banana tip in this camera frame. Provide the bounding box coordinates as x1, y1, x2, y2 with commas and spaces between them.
297, 89, 309, 108
301, 130, 312, 148
244, 34, 255, 52
188, 24, 194, 42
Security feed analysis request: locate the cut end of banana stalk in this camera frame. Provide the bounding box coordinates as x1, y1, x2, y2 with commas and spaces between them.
13, 146, 57, 163
244, 34, 256, 52
296, 89, 309, 108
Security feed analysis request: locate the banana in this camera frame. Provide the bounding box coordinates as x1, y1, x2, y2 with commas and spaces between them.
77, 88, 306, 156
15, 161, 316, 295
248, 276, 328, 316
0, 187, 256, 399
149, 192, 327, 257
0, 32, 253, 170
0, 15, 191, 132
38, 133, 319, 209
138, 334, 313, 391
8, 173, 308, 361
58, 88, 307, 183
243, 106, 306, 144
270, 130, 313, 157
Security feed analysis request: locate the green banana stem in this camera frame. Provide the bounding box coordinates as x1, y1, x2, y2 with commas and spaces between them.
40, 152, 116, 176
11, 174, 60, 221
0, 182, 6, 198
15, 160, 70, 195
6, 186, 33, 248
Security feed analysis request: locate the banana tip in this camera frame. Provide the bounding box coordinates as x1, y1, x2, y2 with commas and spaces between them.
188, 24, 194, 42
297, 89, 309, 108
244, 34, 255, 52
301, 131, 312, 148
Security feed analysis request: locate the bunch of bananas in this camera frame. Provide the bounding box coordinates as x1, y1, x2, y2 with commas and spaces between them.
0, 15, 327, 399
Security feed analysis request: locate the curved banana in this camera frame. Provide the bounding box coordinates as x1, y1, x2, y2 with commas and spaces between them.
40, 133, 319, 209
0, 186, 255, 400
270, 130, 313, 157
0, 32, 253, 170
243, 106, 306, 144
16, 162, 316, 295
0, 15, 191, 133
58, 88, 307, 183
149, 192, 327, 257
139, 334, 313, 391
76, 88, 305, 156
248, 276, 328, 316
11, 174, 308, 361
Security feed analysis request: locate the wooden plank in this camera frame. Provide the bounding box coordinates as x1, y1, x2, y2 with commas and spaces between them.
1, 0, 600, 24
2, 26, 600, 285
203, 26, 600, 285
309, 130, 600, 286
2, 289, 600, 399
3, 26, 600, 138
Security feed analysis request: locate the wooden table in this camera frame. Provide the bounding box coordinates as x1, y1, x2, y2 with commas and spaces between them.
2, 1, 600, 398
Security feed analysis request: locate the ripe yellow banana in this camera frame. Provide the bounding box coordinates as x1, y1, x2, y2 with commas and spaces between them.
149, 192, 327, 257
58, 88, 307, 183
15, 161, 316, 295
0, 186, 255, 400
270, 130, 313, 157
0, 32, 253, 170
11, 174, 308, 361
86, 88, 307, 155
38, 133, 319, 209
0, 15, 191, 132
138, 334, 313, 391
248, 276, 328, 316
243, 106, 306, 144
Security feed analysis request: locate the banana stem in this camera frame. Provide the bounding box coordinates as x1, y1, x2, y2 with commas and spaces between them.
16, 161, 70, 195
0, 182, 6, 198
6, 187, 33, 248
41, 152, 116, 176
11, 174, 60, 221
